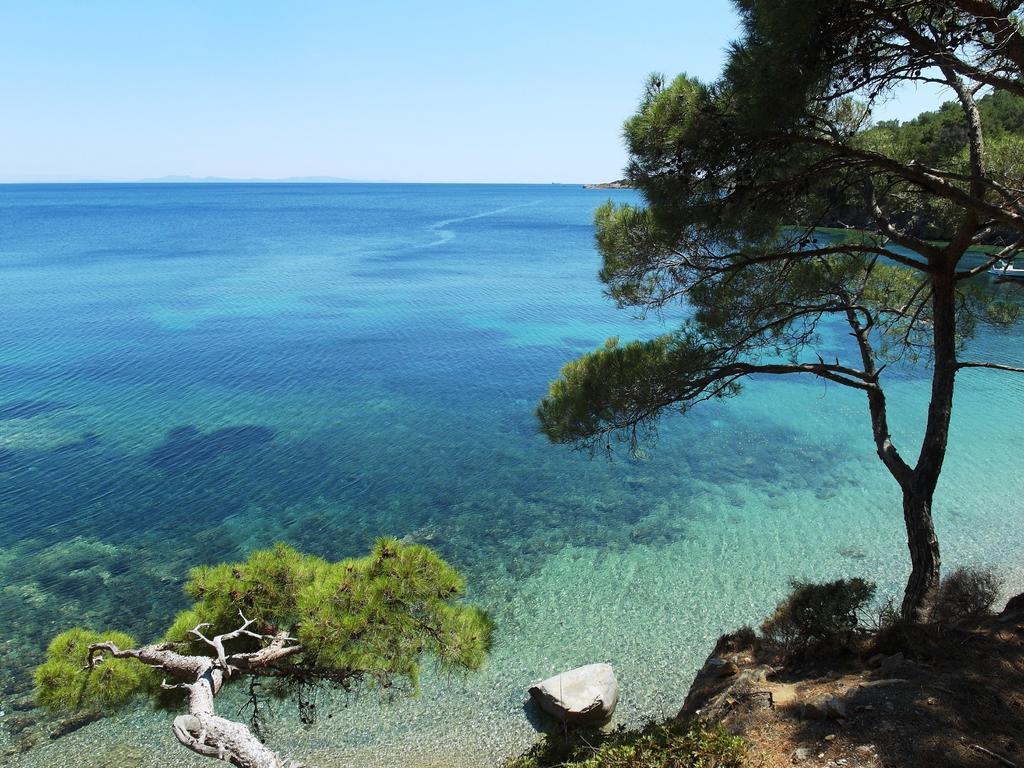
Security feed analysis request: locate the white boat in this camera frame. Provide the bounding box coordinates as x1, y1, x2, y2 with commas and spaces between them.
989, 259, 1024, 279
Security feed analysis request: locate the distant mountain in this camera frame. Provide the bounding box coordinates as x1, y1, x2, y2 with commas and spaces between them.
137, 175, 368, 183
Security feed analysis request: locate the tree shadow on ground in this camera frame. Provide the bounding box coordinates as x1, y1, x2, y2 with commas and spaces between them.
697, 610, 1024, 768
785, 617, 1024, 768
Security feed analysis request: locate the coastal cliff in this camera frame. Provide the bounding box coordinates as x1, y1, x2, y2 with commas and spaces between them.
681, 595, 1024, 768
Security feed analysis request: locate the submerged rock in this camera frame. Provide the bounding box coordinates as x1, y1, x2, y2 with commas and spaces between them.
529, 663, 619, 724
49, 710, 103, 739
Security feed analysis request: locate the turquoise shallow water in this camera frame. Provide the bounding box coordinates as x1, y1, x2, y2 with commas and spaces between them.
1, 183, 1023, 766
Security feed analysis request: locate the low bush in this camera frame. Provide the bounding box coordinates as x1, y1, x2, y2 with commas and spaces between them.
932, 565, 1002, 624
864, 595, 902, 634
760, 578, 876, 654
713, 625, 758, 655
506, 721, 746, 768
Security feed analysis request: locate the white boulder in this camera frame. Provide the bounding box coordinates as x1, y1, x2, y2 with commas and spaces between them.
528, 663, 619, 724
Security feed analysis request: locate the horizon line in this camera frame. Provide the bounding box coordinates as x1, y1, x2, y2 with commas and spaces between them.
0, 178, 607, 186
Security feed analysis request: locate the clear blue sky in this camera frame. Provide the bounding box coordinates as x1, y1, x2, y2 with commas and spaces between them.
0, 1, 950, 183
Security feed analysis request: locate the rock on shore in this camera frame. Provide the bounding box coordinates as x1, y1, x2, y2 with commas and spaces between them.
529, 663, 619, 725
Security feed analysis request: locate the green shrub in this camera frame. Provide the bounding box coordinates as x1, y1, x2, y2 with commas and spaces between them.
866, 595, 902, 633
760, 578, 876, 653
506, 721, 745, 768
714, 625, 758, 654
932, 566, 1002, 624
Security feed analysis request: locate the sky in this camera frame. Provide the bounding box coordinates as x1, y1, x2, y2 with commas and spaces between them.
0, 1, 952, 184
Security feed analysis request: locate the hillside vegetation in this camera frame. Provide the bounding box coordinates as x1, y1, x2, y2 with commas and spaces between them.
825, 90, 1024, 242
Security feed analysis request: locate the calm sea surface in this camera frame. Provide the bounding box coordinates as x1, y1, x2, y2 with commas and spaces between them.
1, 183, 1023, 766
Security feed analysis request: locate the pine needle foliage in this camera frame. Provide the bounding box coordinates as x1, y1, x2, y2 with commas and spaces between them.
538, 0, 1024, 620
37, 540, 492, 711
35, 628, 149, 710
506, 721, 746, 768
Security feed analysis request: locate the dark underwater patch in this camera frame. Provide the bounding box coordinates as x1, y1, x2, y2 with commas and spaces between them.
50, 432, 102, 454
350, 267, 470, 280
0, 448, 18, 468
0, 399, 69, 420
146, 424, 277, 470
560, 337, 603, 350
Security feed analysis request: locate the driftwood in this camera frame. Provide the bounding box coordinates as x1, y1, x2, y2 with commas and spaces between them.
87, 612, 305, 768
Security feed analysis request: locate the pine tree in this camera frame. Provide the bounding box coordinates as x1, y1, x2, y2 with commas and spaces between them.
35, 540, 492, 767
539, 0, 1024, 620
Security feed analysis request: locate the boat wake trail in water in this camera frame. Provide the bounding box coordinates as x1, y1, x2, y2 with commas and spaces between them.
422, 201, 541, 247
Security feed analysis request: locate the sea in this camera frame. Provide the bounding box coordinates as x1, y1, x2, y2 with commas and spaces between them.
1, 183, 1022, 767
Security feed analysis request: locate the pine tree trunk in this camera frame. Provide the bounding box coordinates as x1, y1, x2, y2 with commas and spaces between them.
900, 481, 941, 621
170, 663, 290, 768
900, 269, 957, 621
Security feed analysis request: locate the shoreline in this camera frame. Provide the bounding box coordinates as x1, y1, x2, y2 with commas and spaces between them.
9, 553, 1024, 767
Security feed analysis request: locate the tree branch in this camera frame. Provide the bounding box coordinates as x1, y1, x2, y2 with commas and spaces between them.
957, 361, 1024, 373
865, 176, 944, 263
784, 134, 1024, 233
866, 1, 1024, 98
845, 307, 913, 484
88, 616, 307, 768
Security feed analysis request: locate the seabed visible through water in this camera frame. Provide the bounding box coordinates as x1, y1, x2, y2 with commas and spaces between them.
1, 184, 1022, 766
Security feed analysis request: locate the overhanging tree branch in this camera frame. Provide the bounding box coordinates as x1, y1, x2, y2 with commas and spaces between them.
38, 542, 493, 768
543, 1, 1024, 620
957, 360, 1024, 372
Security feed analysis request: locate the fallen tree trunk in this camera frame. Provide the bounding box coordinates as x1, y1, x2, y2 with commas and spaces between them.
88, 613, 304, 768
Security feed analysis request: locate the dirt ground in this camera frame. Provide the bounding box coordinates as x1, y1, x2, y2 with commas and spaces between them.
681, 607, 1024, 768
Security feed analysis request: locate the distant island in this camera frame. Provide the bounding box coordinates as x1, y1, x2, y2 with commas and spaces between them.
583, 179, 633, 189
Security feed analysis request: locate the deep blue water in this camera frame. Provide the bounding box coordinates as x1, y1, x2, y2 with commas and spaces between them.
2, 184, 1024, 766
